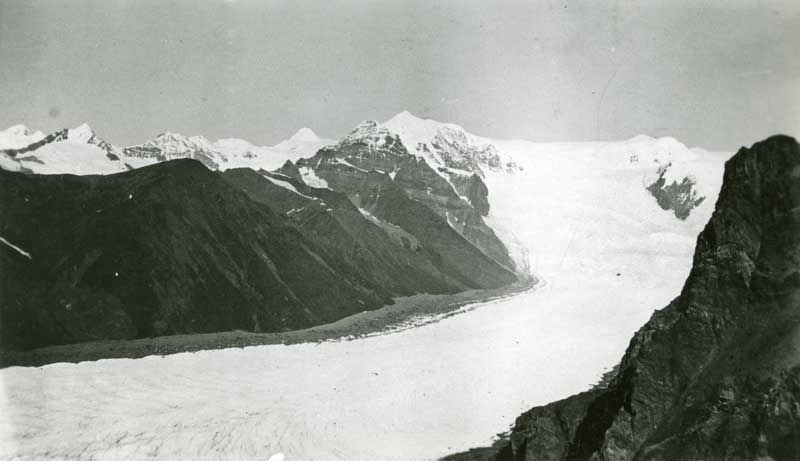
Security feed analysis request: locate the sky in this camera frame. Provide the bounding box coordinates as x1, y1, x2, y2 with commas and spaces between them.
0, 0, 797, 150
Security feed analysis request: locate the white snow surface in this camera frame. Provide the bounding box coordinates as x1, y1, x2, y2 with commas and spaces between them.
0, 124, 333, 175
0, 123, 129, 175
261, 174, 317, 201
0, 125, 45, 150
288, 127, 322, 142
298, 166, 329, 189
214, 131, 332, 171
66, 123, 95, 143
381, 111, 515, 173
0, 136, 732, 460
14, 126, 128, 175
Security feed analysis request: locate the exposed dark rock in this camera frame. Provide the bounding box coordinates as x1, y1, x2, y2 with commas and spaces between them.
646, 162, 705, 219
295, 125, 515, 272
0, 160, 390, 350
0, 158, 518, 352
222, 168, 499, 295
277, 159, 302, 179
447, 135, 800, 460
446, 170, 491, 216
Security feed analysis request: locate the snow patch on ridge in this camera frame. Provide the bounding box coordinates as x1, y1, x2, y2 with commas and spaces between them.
0, 236, 32, 259
262, 174, 316, 200
298, 166, 329, 189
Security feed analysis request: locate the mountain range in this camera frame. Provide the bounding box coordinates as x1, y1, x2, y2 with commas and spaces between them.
0, 112, 715, 353
0, 113, 523, 352
0, 123, 332, 175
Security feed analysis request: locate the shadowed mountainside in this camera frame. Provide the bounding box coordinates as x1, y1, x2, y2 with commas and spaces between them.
0, 159, 516, 351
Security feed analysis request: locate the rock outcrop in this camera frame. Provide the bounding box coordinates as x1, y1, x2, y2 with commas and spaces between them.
646, 162, 706, 220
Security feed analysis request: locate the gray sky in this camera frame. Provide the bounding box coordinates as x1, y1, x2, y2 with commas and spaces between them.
0, 0, 797, 150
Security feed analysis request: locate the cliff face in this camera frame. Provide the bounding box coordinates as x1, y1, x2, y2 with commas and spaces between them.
290, 125, 516, 273
475, 135, 800, 460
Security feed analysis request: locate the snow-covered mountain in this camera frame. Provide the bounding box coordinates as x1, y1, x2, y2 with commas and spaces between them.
0, 123, 129, 175
122, 132, 225, 170
0, 124, 334, 175
491, 134, 726, 221
122, 129, 334, 171
382, 110, 519, 175
0, 124, 45, 149
0, 112, 723, 221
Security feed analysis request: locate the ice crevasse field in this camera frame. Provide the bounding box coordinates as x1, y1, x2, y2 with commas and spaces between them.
0, 136, 731, 460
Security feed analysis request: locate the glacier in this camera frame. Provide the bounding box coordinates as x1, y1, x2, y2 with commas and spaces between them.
0, 129, 731, 460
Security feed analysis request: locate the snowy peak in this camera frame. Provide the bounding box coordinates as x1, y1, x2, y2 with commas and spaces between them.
0, 124, 45, 150
2, 124, 34, 136
122, 131, 223, 170
381, 111, 520, 175
0, 123, 128, 175
382, 110, 440, 143
343, 120, 386, 141
289, 127, 321, 142
145, 131, 214, 152
122, 129, 334, 172
67, 123, 95, 143
1, 124, 42, 139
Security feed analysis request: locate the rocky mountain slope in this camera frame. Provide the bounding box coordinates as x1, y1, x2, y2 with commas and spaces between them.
0, 156, 516, 351
449, 134, 800, 460
222, 168, 514, 293
280, 118, 515, 271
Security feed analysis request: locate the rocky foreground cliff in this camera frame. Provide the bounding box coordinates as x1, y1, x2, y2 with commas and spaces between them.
448, 135, 800, 460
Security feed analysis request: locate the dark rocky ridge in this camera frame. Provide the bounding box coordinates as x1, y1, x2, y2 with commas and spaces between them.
223, 168, 512, 293
0, 159, 516, 352
447, 135, 800, 460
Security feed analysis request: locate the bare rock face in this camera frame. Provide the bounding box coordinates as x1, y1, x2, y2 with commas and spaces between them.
292, 121, 516, 272
646, 162, 705, 220
452, 135, 800, 461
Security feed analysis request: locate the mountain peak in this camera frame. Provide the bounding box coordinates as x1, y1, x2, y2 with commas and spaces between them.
154, 131, 186, 140
289, 127, 321, 142
2, 124, 36, 137
386, 110, 423, 125
343, 120, 384, 141
67, 123, 95, 143
383, 110, 436, 133
0, 124, 46, 150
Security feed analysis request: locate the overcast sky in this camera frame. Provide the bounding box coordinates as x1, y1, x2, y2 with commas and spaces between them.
0, 0, 797, 150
